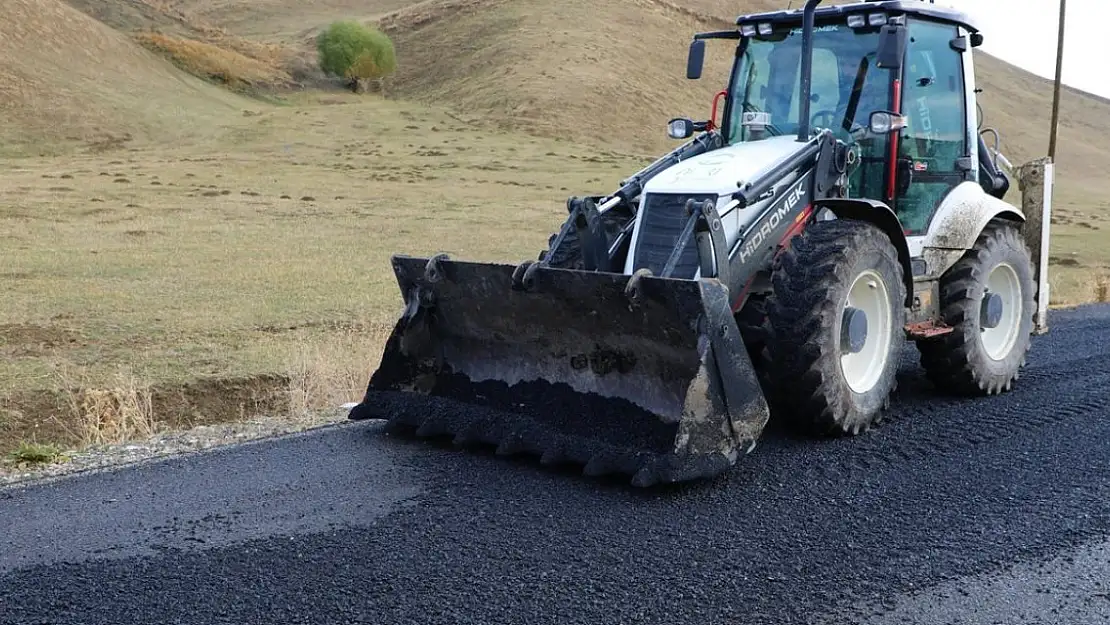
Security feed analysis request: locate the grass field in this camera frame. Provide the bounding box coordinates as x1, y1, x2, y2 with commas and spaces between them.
0, 91, 649, 456
3, 0, 1109, 461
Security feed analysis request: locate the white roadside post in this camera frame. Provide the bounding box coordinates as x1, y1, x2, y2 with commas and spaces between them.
1020, 158, 1053, 335
1037, 161, 1053, 334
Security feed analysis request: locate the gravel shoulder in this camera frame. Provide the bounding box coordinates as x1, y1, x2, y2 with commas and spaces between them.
0, 410, 348, 489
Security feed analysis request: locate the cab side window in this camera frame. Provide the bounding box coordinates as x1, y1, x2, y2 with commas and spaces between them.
896, 19, 968, 235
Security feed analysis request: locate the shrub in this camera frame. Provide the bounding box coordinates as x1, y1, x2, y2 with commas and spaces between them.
7, 442, 66, 466
316, 21, 397, 91
135, 33, 293, 92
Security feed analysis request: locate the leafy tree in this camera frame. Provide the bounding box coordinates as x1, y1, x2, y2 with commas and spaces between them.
316, 21, 396, 91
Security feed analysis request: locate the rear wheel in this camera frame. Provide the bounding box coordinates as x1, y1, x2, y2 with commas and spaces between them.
766, 218, 906, 436
918, 220, 1035, 395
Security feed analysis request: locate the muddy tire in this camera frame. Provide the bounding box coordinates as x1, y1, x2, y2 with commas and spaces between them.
917, 220, 1035, 396
736, 294, 771, 367
767, 218, 906, 436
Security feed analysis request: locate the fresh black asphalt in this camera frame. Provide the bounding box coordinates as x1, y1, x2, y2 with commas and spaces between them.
2, 305, 1109, 625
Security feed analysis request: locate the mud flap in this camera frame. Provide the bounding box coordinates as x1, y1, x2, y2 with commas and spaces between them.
350, 255, 770, 487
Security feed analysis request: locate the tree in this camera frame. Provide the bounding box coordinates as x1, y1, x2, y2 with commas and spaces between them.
316, 21, 396, 92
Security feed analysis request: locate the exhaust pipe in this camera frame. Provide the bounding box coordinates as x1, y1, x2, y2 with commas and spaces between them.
796, 0, 824, 142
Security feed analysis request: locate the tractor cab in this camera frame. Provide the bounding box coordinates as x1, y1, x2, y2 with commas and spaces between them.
683, 1, 1007, 237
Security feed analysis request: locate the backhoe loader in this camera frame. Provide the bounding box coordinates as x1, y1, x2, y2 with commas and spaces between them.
349, 0, 1054, 486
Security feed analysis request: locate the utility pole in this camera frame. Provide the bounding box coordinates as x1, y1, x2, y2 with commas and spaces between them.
1048, 0, 1067, 161
1024, 0, 1067, 335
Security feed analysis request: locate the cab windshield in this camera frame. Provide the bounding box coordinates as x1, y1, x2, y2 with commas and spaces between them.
727, 23, 891, 145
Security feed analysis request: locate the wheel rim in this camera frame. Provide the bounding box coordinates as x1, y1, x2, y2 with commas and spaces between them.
981, 262, 1023, 360
840, 269, 893, 394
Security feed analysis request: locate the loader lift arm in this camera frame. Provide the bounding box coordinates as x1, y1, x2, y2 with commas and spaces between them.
530, 129, 725, 279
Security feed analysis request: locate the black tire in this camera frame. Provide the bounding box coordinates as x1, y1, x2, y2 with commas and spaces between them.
539, 206, 632, 269
736, 293, 771, 366
766, 218, 907, 436
917, 220, 1035, 396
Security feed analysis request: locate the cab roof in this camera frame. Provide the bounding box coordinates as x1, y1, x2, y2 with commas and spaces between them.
736, 1, 980, 33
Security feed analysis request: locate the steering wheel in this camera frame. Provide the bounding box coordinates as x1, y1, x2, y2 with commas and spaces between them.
810, 109, 843, 131
812, 106, 867, 143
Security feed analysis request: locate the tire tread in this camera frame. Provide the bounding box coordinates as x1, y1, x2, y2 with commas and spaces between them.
918, 220, 1035, 396
767, 218, 906, 437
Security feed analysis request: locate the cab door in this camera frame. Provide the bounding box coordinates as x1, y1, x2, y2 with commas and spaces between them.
891, 18, 971, 235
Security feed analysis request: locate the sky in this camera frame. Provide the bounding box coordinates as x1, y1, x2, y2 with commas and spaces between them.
944, 0, 1110, 98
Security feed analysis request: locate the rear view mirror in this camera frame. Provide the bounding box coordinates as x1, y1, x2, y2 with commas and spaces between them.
687, 39, 705, 79
870, 111, 907, 134
875, 23, 906, 71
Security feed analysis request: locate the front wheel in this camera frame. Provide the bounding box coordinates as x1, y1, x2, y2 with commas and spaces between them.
918, 221, 1035, 395
766, 218, 907, 436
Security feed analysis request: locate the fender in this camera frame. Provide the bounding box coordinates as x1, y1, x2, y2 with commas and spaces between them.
815, 198, 914, 307
924, 181, 1025, 251
918, 181, 1025, 279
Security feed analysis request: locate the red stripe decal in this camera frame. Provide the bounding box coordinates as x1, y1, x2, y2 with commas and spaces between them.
780, 204, 814, 245
730, 204, 814, 312
731, 275, 757, 313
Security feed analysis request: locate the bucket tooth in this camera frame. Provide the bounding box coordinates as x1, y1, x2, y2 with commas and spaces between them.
496, 433, 527, 456
582, 453, 615, 477
539, 446, 564, 466
383, 418, 415, 436
452, 422, 484, 448
646, 454, 734, 486
585, 451, 651, 477
415, 417, 451, 438
631, 465, 661, 488
382, 406, 423, 433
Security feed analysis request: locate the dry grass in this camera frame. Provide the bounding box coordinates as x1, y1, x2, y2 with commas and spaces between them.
62, 0, 328, 89
1097, 276, 1110, 304
66, 368, 158, 447
53, 0, 1110, 197
162, 0, 421, 40
135, 32, 294, 91
284, 321, 394, 418
362, 0, 737, 156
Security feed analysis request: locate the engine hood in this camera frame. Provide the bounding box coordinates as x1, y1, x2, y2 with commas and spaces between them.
643, 135, 809, 197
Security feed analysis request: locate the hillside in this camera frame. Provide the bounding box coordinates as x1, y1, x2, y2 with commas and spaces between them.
364, 0, 1108, 211
0, 0, 254, 156
53, 0, 1109, 204
374, 0, 742, 155
973, 51, 1110, 204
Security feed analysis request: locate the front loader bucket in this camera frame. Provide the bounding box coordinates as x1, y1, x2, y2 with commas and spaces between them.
349, 254, 771, 487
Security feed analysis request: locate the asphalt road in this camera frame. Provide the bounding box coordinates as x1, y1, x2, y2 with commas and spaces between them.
2, 305, 1110, 625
